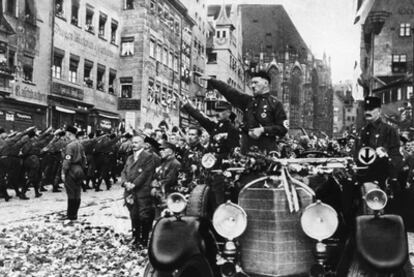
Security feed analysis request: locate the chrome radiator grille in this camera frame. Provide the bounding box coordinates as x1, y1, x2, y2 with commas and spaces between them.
239, 186, 314, 276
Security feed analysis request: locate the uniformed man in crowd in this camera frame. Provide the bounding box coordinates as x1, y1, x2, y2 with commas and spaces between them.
93, 131, 119, 191
0, 127, 10, 201
354, 96, 403, 214
121, 135, 157, 246
151, 142, 181, 217
61, 125, 86, 221
202, 71, 288, 154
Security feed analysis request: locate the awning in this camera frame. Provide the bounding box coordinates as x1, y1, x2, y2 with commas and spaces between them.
97, 112, 119, 120
55, 106, 76, 114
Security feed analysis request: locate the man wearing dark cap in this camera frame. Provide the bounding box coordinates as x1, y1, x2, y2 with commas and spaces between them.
355, 96, 403, 212
151, 142, 181, 216
61, 125, 86, 220
202, 71, 288, 153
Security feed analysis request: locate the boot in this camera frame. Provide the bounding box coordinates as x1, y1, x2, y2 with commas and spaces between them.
67, 199, 77, 220
140, 219, 153, 247
73, 199, 81, 220
40, 186, 47, 192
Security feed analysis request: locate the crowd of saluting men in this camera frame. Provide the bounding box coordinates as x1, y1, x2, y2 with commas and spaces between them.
2, 72, 414, 246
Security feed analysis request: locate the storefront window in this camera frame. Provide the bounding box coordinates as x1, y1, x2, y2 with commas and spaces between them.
120, 77, 132, 98
6, 0, 16, 16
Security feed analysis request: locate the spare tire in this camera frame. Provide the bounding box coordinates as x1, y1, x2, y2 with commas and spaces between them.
186, 184, 213, 218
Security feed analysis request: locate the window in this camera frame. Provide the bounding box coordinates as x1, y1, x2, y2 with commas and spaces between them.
150, 0, 156, 12
222, 30, 226, 38
8, 50, 15, 68
392, 54, 407, 73
207, 52, 217, 63
149, 39, 155, 58
99, 13, 107, 37
216, 30, 220, 38
168, 51, 173, 68
121, 37, 134, 56
409, 86, 413, 99
71, 0, 79, 25
55, 0, 64, 18
7, 0, 16, 16
53, 50, 64, 79
85, 6, 94, 33
398, 88, 402, 100
96, 64, 105, 91
111, 20, 118, 44
109, 69, 116, 95
156, 43, 162, 61
125, 0, 133, 9
173, 54, 178, 72
155, 83, 161, 104
25, 0, 35, 24
84, 60, 93, 87
163, 47, 168, 65
147, 79, 155, 102
400, 23, 411, 37
69, 55, 79, 83
391, 88, 398, 102
23, 55, 34, 82
120, 77, 132, 98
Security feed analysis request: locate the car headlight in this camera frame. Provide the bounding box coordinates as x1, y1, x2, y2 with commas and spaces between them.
300, 200, 338, 241
201, 153, 217, 169
166, 193, 187, 214
364, 188, 387, 211
213, 201, 247, 240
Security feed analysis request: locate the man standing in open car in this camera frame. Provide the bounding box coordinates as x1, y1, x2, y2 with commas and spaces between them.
203, 70, 288, 154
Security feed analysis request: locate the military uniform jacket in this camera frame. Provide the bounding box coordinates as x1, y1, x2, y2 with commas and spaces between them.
121, 150, 156, 199
355, 119, 402, 179
62, 139, 86, 180
153, 156, 181, 193
182, 103, 239, 156
209, 79, 288, 153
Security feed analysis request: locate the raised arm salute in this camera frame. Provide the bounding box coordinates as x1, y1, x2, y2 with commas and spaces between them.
202, 71, 288, 154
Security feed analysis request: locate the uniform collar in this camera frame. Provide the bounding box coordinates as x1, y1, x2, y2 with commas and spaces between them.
253, 92, 270, 100
367, 118, 382, 129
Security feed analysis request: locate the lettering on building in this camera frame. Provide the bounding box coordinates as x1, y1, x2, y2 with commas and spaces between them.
118, 99, 141, 110
398, 7, 414, 15
52, 82, 84, 100
15, 85, 47, 102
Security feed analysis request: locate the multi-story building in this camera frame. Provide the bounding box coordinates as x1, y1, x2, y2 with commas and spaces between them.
122, 0, 194, 129
52, 0, 121, 131
206, 4, 245, 93
240, 4, 333, 136
357, 0, 414, 131
333, 82, 357, 136
0, 0, 52, 131
179, 0, 210, 127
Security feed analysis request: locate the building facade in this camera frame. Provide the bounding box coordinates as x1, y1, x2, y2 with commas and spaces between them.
0, 0, 52, 131
358, 0, 414, 131
333, 82, 357, 136
52, 0, 121, 131
240, 4, 333, 136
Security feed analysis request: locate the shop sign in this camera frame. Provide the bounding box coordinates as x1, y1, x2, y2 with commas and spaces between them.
52, 82, 84, 100
100, 119, 112, 129
15, 85, 47, 102
118, 99, 141, 110
15, 112, 32, 122
5, 112, 14, 121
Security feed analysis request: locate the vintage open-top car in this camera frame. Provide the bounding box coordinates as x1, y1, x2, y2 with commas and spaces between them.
144, 150, 412, 277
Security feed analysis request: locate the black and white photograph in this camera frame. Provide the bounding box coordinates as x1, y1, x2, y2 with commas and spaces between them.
1, 0, 414, 276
